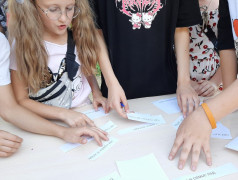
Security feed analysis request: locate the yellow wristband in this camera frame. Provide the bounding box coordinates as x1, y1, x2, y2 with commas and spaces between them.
201, 103, 217, 129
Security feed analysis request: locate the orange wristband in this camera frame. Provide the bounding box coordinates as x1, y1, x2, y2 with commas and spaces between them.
201, 103, 217, 129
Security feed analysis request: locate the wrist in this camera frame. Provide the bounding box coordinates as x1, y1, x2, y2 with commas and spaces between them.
177, 78, 191, 87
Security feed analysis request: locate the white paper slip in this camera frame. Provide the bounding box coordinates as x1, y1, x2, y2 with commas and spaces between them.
116, 154, 169, 180
225, 136, 238, 151
172, 115, 184, 130
118, 123, 160, 135
88, 137, 118, 160
83, 107, 108, 120
127, 112, 166, 124
152, 97, 181, 114
211, 122, 232, 140
98, 171, 121, 180
60, 121, 117, 152
174, 163, 238, 180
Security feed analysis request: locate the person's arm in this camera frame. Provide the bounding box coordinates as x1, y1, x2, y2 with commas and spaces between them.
175, 27, 200, 117
0, 84, 108, 147
86, 75, 108, 112
96, 30, 129, 118
220, 49, 237, 88
169, 79, 238, 171
10, 70, 95, 128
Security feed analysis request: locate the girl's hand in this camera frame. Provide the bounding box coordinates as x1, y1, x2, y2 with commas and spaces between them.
197, 80, 218, 97
177, 83, 200, 118
0, 130, 23, 157
92, 91, 109, 113
62, 110, 96, 128
107, 83, 129, 118
61, 126, 109, 146
169, 107, 212, 171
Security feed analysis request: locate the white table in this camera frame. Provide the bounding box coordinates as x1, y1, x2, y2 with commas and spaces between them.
0, 94, 238, 180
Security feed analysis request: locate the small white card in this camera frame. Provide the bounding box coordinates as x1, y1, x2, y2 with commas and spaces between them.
116, 154, 169, 180
225, 136, 238, 151
175, 163, 238, 180
127, 112, 166, 124
83, 107, 108, 120
88, 137, 118, 160
172, 115, 184, 130
60, 121, 117, 152
152, 97, 181, 114
118, 123, 161, 135
211, 122, 232, 140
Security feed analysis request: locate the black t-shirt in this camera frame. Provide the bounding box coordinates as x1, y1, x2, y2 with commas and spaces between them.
218, 0, 235, 50
91, 0, 201, 99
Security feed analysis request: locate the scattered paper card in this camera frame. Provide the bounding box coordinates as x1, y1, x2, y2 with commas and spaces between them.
152, 97, 181, 114
116, 154, 169, 180
60, 121, 117, 152
175, 163, 238, 180
211, 122, 232, 140
225, 136, 238, 151
127, 112, 165, 124
88, 137, 118, 160
83, 107, 108, 120
172, 116, 184, 130
118, 123, 161, 135
98, 171, 121, 180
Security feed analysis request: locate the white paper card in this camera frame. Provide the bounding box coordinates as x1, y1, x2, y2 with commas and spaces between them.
98, 171, 121, 180
60, 121, 117, 152
211, 122, 232, 139
88, 137, 118, 160
83, 107, 108, 120
225, 136, 238, 151
127, 112, 165, 124
152, 97, 181, 114
172, 116, 184, 130
175, 163, 238, 180
118, 123, 161, 135
116, 154, 169, 180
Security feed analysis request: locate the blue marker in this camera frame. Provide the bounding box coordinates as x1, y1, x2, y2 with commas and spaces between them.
120, 102, 125, 108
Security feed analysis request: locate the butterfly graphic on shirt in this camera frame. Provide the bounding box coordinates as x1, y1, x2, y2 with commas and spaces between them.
115, 0, 165, 30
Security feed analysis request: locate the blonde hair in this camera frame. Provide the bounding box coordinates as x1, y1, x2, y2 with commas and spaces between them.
8, 0, 99, 93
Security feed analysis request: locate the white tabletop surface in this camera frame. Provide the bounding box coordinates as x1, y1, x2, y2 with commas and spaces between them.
0, 94, 238, 180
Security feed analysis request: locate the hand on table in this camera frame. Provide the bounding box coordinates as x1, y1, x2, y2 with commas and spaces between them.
92, 91, 110, 113
177, 83, 200, 118
62, 126, 109, 146
196, 80, 218, 97
0, 130, 22, 157
169, 107, 212, 171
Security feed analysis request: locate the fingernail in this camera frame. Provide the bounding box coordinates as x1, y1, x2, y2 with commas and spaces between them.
82, 139, 87, 143
168, 155, 173, 160
192, 165, 196, 171
179, 164, 183, 170
208, 161, 212, 166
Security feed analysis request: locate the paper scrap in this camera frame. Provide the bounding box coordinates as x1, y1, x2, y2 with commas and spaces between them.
172, 116, 184, 130
83, 107, 108, 120
225, 136, 238, 151
118, 123, 161, 135
127, 112, 165, 124
175, 163, 238, 180
60, 121, 117, 152
152, 97, 181, 114
116, 154, 169, 180
88, 137, 118, 160
98, 171, 121, 180
211, 122, 232, 139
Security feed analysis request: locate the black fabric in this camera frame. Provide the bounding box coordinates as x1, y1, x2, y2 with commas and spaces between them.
204, 25, 219, 54
66, 30, 79, 81
91, 0, 201, 99
218, 0, 235, 50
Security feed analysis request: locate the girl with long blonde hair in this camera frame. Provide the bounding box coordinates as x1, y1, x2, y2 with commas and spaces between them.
8, 0, 108, 144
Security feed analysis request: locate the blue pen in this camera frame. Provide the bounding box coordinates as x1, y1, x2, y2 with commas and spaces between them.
120, 102, 125, 108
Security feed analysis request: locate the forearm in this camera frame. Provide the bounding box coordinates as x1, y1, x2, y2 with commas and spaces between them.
206, 79, 238, 121
220, 49, 237, 88
96, 30, 120, 87
175, 27, 190, 86
86, 75, 102, 96
209, 67, 222, 86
